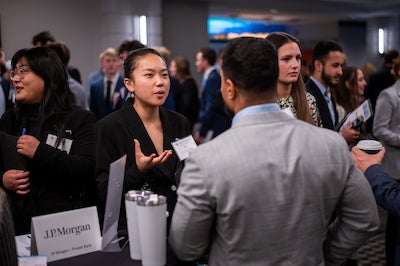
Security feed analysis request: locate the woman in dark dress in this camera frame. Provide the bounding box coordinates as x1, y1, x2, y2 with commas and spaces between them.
169, 56, 200, 130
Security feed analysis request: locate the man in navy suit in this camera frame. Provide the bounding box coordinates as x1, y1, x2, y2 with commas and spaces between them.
352, 146, 400, 266
195, 47, 231, 143
89, 48, 125, 120
0, 49, 14, 115
306, 40, 359, 144
0, 76, 14, 116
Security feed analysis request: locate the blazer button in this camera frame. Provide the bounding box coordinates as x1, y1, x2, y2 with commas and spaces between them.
171, 185, 177, 191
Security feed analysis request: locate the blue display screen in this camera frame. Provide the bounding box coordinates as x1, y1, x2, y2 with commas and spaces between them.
208, 17, 286, 37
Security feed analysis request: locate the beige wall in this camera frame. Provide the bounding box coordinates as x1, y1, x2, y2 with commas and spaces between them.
0, 0, 163, 89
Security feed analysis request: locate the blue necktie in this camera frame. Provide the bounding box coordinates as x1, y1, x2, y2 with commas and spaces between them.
324, 89, 336, 125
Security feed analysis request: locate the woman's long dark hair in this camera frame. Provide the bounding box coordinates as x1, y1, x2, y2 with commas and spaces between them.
333, 66, 358, 113
11, 47, 75, 139
173, 56, 193, 84
265, 32, 314, 125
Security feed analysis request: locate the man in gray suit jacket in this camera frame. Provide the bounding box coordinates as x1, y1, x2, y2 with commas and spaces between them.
169, 37, 380, 265
372, 57, 400, 266
373, 62, 400, 181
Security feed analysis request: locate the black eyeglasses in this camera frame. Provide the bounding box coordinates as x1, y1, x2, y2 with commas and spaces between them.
10, 66, 31, 80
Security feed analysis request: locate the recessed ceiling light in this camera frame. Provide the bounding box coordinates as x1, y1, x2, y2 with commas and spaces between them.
270, 9, 278, 14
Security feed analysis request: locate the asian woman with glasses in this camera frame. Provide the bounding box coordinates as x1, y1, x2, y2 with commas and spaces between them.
0, 47, 97, 235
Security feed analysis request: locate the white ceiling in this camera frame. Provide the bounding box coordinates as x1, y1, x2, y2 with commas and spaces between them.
189, 0, 400, 25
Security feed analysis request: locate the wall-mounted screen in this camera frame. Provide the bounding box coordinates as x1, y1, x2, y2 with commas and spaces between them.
208, 17, 286, 41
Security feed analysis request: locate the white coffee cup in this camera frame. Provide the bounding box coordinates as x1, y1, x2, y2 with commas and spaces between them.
357, 140, 383, 154
136, 194, 167, 266
125, 190, 152, 260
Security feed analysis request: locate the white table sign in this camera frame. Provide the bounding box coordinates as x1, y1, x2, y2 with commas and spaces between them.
30, 206, 101, 262
101, 154, 127, 252
18, 256, 47, 266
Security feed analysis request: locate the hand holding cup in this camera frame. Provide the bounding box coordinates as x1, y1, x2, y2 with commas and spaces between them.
351, 140, 385, 173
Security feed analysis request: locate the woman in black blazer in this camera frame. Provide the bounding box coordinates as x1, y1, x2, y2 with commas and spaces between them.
95, 48, 191, 236
0, 47, 97, 235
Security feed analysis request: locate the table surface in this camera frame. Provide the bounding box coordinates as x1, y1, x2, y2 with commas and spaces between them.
48, 245, 142, 266
46, 242, 188, 266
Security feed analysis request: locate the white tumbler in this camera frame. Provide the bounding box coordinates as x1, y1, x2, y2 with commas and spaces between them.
125, 190, 152, 260
136, 194, 167, 266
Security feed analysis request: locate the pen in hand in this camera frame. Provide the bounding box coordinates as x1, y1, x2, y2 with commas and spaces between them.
21, 128, 26, 136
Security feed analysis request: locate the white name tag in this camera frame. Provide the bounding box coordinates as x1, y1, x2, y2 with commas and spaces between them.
30, 206, 101, 262
171, 135, 198, 161
46, 133, 73, 154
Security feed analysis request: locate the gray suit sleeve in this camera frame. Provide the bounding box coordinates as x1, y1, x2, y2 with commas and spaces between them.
373, 90, 400, 147
323, 163, 380, 265
169, 153, 214, 261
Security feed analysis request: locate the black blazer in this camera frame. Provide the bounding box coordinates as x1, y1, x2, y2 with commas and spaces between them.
95, 98, 191, 233
0, 106, 97, 234
180, 78, 200, 129
306, 78, 338, 130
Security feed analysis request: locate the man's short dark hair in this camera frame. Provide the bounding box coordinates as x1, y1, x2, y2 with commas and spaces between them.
310, 40, 343, 73
222, 37, 278, 94
384, 49, 399, 65
117, 40, 145, 56
32, 31, 55, 46
46, 41, 70, 66
199, 47, 217, 66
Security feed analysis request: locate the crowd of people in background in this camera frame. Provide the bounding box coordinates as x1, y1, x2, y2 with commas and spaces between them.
1, 29, 400, 265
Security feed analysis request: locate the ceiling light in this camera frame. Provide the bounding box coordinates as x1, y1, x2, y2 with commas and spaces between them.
378, 28, 385, 54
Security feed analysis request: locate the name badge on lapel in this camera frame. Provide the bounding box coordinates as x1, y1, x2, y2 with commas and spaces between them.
171, 135, 198, 161
46, 133, 73, 154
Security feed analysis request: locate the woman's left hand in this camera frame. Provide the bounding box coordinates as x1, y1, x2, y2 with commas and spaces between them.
341, 125, 361, 144
134, 139, 172, 174
16, 135, 40, 159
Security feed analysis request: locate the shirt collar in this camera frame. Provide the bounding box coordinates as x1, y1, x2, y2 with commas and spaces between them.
232, 103, 281, 126
310, 76, 329, 96
104, 73, 119, 84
